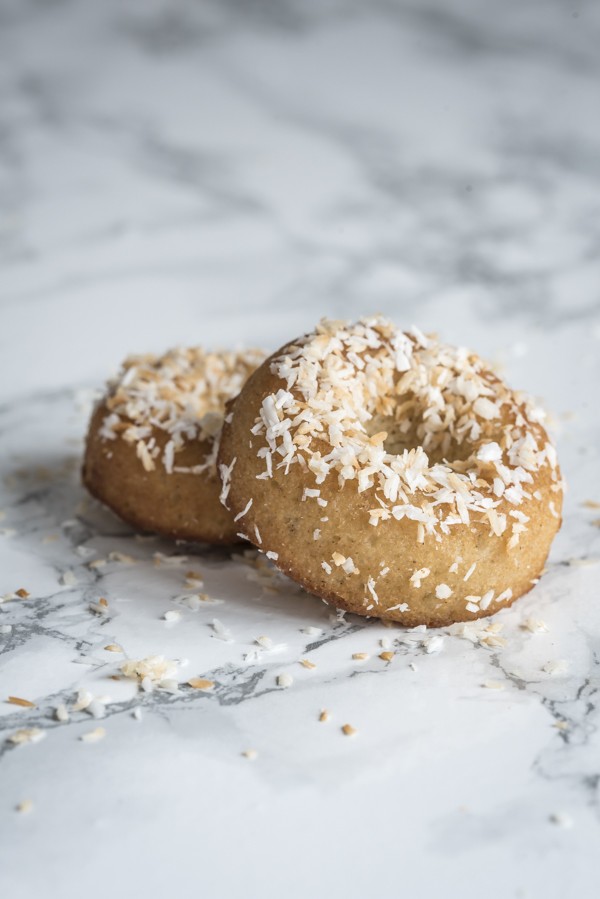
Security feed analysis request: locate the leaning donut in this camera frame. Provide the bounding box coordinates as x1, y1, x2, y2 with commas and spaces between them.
83, 346, 265, 544
217, 317, 563, 626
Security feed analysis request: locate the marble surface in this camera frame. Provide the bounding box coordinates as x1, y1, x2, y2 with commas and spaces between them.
2, 1, 600, 896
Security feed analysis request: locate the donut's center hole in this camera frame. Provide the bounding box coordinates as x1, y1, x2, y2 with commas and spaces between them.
367, 408, 473, 466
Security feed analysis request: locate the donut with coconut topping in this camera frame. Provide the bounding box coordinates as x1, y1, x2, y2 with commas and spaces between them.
217, 316, 563, 626
83, 346, 265, 544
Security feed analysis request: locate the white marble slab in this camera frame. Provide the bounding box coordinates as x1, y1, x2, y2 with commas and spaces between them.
1, 1, 600, 896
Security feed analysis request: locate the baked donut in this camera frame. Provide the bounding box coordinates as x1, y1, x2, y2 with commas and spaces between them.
83, 346, 265, 544
217, 317, 563, 626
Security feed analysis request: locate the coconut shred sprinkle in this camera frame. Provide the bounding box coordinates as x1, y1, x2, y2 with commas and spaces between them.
249, 316, 560, 545
100, 347, 265, 476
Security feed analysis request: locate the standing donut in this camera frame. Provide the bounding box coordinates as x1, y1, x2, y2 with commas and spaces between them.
217, 317, 563, 626
83, 346, 265, 544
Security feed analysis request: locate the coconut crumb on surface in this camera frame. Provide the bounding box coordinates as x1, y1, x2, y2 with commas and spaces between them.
542, 659, 570, 676
15, 799, 33, 815
341, 724, 357, 737
299, 659, 316, 670
379, 651, 394, 662
549, 812, 574, 829
482, 680, 504, 690
55, 704, 69, 722
15, 588, 30, 599
104, 643, 124, 653
242, 749, 258, 760
163, 609, 181, 623
352, 652, 370, 661
277, 673, 293, 688
8, 728, 46, 746
187, 678, 215, 690
319, 709, 330, 722
79, 726, 106, 744
522, 617, 549, 633
121, 656, 179, 691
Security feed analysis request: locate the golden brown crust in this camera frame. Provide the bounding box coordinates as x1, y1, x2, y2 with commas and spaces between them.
83, 400, 240, 544
217, 324, 563, 626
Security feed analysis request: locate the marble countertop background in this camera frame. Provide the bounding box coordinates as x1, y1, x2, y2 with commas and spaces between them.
1, 1, 600, 897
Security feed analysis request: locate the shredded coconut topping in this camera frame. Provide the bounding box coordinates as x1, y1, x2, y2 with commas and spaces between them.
248, 316, 559, 546
100, 347, 264, 476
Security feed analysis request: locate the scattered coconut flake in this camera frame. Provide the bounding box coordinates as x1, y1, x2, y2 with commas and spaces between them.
242, 749, 258, 760
341, 724, 357, 737
542, 659, 569, 676
55, 704, 69, 722
482, 680, 504, 690
163, 609, 181, 623
187, 678, 214, 690
379, 651, 394, 662
277, 672, 293, 688
104, 643, 123, 653
59, 569, 78, 587
72, 689, 94, 712
7, 696, 36, 709
121, 656, 179, 689
132, 707, 143, 721
85, 698, 106, 719
549, 812, 574, 829
108, 551, 136, 564
79, 726, 106, 743
301, 626, 323, 636
423, 635, 445, 654
8, 728, 46, 746
319, 709, 330, 722
211, 618, 233, 642
522, 617, 549, 634
352, 652, 370, 661
299, 659, 316, 670
15, 799, 33, 814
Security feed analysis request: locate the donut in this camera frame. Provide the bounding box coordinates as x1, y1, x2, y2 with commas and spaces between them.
217, 317, 563, 626
83, 346, 265, 544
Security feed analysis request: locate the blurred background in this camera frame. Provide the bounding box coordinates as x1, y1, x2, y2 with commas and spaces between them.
1, 0, 599, 402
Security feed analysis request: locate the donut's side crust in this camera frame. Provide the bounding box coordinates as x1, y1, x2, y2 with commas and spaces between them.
217, 352, 563, 627
83, 402, 240, 544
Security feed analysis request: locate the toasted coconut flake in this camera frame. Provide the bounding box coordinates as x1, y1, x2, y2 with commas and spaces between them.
187, 678, 215, 690
15, 588, 30, 599
341, 724, 357, 737
7, 696, 36, 708
319, 709, 330, 722
299, 659, 316, 670
379, 651, 394, 662
352, 652, 370, 661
